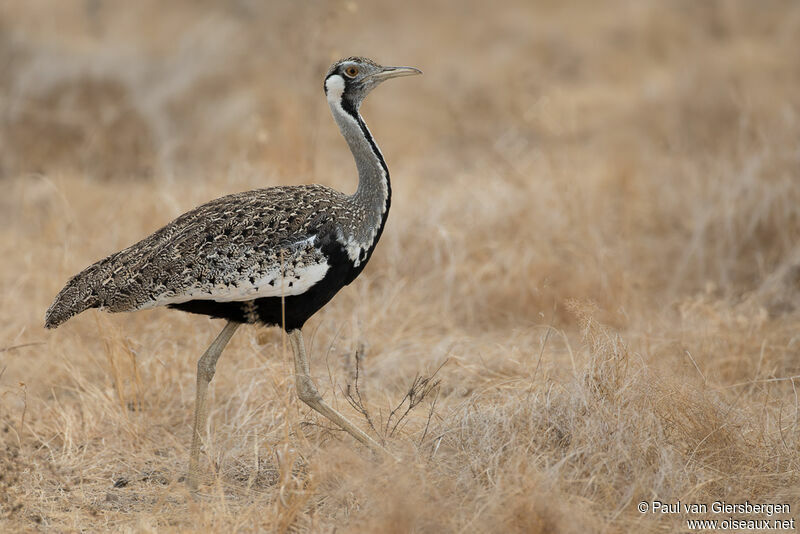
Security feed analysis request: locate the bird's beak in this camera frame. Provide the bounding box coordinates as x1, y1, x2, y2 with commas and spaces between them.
369, 66, 423, 82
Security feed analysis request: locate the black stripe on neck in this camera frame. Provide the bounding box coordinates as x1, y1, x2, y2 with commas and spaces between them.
339, 96, 393, 272
340, 98, 389, 178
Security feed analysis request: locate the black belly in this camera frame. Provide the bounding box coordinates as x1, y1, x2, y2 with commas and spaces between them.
168, 238, 364, 331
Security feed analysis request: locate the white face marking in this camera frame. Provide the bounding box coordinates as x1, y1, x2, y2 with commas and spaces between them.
325, 74, 345, 105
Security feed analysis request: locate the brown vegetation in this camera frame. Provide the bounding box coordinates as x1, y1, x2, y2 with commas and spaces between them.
1, 1, 799, 532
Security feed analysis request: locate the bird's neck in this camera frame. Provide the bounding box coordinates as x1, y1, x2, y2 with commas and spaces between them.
328, 97, 391, 267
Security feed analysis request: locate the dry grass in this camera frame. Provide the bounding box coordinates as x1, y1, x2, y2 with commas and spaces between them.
2, 1, 800, 532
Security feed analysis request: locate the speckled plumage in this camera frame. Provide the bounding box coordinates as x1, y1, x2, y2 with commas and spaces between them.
45, 185, 375, 328
44, 56, 414, 331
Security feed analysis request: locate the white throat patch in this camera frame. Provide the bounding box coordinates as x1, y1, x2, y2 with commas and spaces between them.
325, 75, 345, 105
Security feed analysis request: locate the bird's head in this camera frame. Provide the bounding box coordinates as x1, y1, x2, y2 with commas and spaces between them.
324, 57, 421, 116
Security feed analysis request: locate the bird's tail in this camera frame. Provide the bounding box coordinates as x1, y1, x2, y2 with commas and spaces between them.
44, 268, 102, 329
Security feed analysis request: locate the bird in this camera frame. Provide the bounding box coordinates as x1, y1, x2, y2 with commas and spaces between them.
44, 56, 421, 490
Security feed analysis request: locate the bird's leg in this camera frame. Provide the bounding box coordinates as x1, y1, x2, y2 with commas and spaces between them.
187, 320, 241, 491
288, 329, 387, 455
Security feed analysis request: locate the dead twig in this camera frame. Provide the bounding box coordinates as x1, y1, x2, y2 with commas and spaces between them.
385, 359, 448, 438
344, 350, 379, 438
345, 350, 448, 443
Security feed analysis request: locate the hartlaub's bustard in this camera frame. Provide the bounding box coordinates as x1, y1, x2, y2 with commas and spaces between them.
45, 57, 420, 489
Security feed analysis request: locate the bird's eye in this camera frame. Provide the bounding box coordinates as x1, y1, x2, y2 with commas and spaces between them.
344, 66, 359, 78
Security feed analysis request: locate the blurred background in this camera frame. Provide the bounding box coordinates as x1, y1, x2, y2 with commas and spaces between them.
2, 0, 799, 323
2, 1, 800, 531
